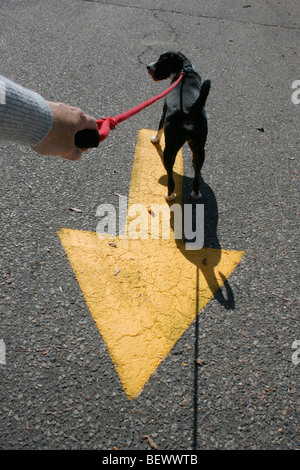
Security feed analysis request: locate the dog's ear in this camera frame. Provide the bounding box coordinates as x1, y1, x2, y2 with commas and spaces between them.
171, 52, 185, 71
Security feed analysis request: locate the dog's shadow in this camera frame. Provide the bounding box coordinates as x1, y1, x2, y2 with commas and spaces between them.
154, 141, 235, 311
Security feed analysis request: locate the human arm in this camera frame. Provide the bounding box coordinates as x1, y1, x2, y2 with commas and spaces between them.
0, 75, 97, 160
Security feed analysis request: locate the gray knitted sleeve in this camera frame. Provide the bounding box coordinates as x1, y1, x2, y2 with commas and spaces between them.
0, 75, 52, 146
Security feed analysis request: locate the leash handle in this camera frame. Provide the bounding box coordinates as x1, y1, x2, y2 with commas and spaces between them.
75, 129, 100, 148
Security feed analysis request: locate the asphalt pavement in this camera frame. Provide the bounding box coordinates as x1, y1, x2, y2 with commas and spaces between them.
0, 0, 299, 451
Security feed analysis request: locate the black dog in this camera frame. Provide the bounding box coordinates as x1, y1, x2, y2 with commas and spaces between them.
147, 51, 210, 201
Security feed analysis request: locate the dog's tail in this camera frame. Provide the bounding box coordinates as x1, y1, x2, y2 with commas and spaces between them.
187, 79, 211, 120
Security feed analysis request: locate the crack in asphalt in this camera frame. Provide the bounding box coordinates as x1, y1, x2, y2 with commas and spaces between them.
81, 0, 299, 31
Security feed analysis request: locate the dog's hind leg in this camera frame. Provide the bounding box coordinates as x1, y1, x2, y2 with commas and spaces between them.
163, 148, 177, 201
163, 137, 184, 201
188, 141, 205, 199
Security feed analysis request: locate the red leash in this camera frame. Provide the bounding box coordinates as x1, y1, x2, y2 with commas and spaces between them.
75, 71, 184, 148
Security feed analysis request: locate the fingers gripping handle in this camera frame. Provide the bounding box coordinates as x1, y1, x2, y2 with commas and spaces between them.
75, 129, 100, 148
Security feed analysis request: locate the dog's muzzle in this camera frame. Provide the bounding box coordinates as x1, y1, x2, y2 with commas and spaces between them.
147, 63, 157, 80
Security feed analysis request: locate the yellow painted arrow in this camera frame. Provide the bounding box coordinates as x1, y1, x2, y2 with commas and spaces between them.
58, 129, 245, 399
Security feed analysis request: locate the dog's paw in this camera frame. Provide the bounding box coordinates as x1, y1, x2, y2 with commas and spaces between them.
191, 190, 202, 200
151, 135, 160, 144
165, 192, 176, 202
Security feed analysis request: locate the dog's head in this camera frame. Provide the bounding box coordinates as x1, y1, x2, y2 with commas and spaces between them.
147, 51, 187, 81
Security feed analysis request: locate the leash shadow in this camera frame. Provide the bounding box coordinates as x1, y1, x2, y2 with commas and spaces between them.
166, 171, 235, 451
153, 141, 236, 450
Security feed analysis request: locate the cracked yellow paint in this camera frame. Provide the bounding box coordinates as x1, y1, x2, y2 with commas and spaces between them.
58, 129, 245, 399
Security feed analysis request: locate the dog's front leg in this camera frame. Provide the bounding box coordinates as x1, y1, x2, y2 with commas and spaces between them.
151, 103, 166, 143
151, 127, 163, 144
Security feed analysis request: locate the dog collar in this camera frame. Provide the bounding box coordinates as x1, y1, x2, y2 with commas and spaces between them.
182, 65, 196, 74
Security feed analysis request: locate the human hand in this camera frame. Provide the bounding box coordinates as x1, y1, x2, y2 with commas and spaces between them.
31, 101, 98, 161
